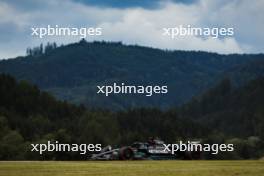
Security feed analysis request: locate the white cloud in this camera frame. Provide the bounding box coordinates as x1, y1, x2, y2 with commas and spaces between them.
0, 0, 263, 59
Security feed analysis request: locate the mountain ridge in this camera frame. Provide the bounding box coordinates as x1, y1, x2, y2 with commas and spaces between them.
0, 40, 263, 109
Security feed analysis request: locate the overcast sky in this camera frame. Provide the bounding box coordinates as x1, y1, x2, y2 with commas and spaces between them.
0, 0, 263, 59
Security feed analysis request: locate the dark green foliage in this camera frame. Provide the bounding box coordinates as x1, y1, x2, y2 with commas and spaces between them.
0, 74, 208, 160
26, 42, 57, 56
180, 77, 264, 138
0, 74, 263, 160
1, 41, 263, 109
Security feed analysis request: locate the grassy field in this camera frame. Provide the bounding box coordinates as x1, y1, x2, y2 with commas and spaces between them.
0, 161, 264, 176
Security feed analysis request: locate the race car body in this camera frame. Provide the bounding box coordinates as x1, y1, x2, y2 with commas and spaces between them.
90, 139, 201, 160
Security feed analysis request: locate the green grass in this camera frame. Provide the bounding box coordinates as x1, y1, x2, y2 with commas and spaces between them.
0, 161, 264, 176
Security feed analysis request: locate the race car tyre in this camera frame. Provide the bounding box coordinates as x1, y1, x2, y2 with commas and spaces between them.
119, 147, 134, 160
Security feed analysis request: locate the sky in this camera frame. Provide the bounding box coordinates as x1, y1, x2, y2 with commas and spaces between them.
0, 0, 263, 59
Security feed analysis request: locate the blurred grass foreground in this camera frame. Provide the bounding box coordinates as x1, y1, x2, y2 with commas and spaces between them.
0, 160, 264, 176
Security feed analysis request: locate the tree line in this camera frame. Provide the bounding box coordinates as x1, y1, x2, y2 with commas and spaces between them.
0, 74, 263, 160
26, 42, 58, 56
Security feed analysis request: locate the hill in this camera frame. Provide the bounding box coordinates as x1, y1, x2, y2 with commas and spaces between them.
0, 73, 263, 159
180, 77, 264, 139
0, 40, 263, 109
0, 74, 207, 160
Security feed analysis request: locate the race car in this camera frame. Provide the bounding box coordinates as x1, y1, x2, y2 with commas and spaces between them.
90, 138, 201, 160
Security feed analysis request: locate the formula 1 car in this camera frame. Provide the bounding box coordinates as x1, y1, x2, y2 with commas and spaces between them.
90, 138, 201, 160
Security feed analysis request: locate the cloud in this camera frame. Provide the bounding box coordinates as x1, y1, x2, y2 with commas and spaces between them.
0, 0, 263, 59
73, 0, 196, 9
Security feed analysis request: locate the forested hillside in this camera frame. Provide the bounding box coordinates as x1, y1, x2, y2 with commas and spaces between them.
0, 40, 263, 109
0, 74, 263, 160
180, 78, 264, 139
0, 74, 205, 160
